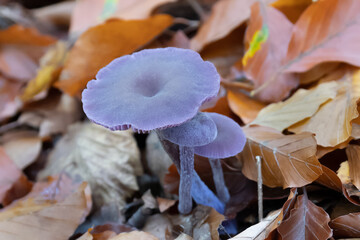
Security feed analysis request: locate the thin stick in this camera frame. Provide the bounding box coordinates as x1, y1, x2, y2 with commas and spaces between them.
256, 156, 263, 221
186, 0, 207, 22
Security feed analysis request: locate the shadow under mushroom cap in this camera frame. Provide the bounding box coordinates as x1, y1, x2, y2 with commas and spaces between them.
82, 47, 220, 132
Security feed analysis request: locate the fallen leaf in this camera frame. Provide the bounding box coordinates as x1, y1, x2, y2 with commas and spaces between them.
21, 41, 67, 102
298, 62, 341, 85
284, 0, 360, 73
2, 175, 33, 206
0, 175, 91, 240
242, 2, 297, 102
190, 0, 275, 51
227, 90, 266, 124
206, 208, 225, 240
156, 197, 176, 213
70, 0, 176, 33
250, 81, 337, 131
0, 147, 30, 204
0, 24, 55, 46
18, 92, 82, 137
330, 212, 360, 238
345, 145, 360, 190
109, 231, 158, 240
229, 209, 281, 240
239, 126, 322, 188
0, 76, 22, 121
77, 232, 93, 240
289, 71, 360, 147
56, 15, 173, 96
1, 130, 41, 169
315, 165, 343, 192
38, 122, 142, 210
271, 0, 312, 23
277, 195, 332, 240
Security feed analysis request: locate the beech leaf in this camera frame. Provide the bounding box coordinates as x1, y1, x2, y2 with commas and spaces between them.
330, 212, 360, 238
345, 145, 360, 190
239, 126, 322, 188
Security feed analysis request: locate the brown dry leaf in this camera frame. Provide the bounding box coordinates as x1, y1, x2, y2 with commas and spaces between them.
0, 147, 28, 204
18, 92, 82, 137
190, 0, 275, 52
156, 197, 176, 213
315, 165, 343, 192
109, 231, 158, 240
70, 0, 175, 33
277, 195, 332, 240
38, 122, 142, 210
284, 0, 360, 73
250, 81, 337, 131
56, 15, 173, 96
0, 76, 22, 121
271, 0, 312, 23
230, 209, 281, 240
0, 130, 41, 169
0, 175, 92, 240
345, 145, 360, 190
242, 2, 297, 102
299, 62, 341, 85
21, 41, 67, 102
0, 24, 55, 46
239, 126, 322, 188
227, 90, 266, 124
289, 71, 360, 147
330, 213, 360, 238
316, 140, 350, 159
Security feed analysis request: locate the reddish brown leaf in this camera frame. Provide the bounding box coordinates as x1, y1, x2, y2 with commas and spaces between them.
242, 2, 297, 102
277, 195, 332, 240
330, 212, 360, 238
239, 126, 322, 188
271, 0, 312, 23
315, 165, 343, 192
56, 15, 173, 96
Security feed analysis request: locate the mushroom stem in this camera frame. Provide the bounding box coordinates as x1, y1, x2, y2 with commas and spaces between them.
178, 145, 194, 214
209, 158, 230, 203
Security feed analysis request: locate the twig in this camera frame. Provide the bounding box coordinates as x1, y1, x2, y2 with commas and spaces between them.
256, 155, 263, 221
186, 0, 207, 22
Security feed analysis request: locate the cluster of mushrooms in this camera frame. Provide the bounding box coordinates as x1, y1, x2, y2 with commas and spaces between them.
82, 47, 246, 214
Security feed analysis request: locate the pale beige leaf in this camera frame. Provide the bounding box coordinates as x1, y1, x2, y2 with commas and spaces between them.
346, 145, 360, 190
289, 71, 360, 147
77, 232, 93, 240
38, 122, 142, 210
239, 126, 322, 188
337, 161, 351, 185
251, 81, 337, 131
0, 176, 91, 240
1, 130, 41, 169
175, 233, 193, 240
230, 209, 281, 239
109, 231, 158, 240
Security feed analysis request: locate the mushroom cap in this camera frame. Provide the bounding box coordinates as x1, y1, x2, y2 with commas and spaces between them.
82, 47, 220, 132
194, 113, 246, 158
158, 112, 217, 147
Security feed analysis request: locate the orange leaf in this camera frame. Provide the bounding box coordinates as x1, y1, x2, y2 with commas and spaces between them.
239, 126, 322, 188
0, 25, 55, 46
271, 0, 312, 23
56, 15, 173, 96
242, 2, 297, 102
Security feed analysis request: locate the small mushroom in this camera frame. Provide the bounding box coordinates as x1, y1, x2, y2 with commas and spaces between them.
194, 113, 246, 203
158, 112, 217, 214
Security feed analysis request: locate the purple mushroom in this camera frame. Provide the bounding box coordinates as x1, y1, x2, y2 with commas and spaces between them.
194, 112, 246, 202
82, 47, 220, 133
82, 47, 221, 214
158, 112, 217, 213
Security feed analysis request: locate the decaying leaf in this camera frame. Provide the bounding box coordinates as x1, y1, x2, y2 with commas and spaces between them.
1, 130, 41, 169
345, 145, 360, 190
230, 209, 281, 240
330, 212, 360, 238
18, 92, 82, 137
21, 41, 67, 102
227, 90, 266, 124
0, 76, 22, 121
250, 81, 337, 131
190, 0, 275, 51
70, 0, 176, 33
239, 126, 322, 188
242, 2, 297, 102
0, 175, 91, 240
289, 71, 360, 147
56, 15, 173, 96
0, 147, 30, 204
277, 195, 332, 240
38, 122, 142, 210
